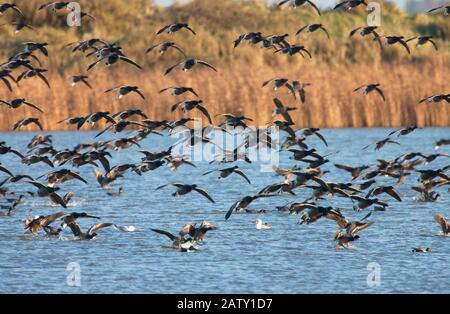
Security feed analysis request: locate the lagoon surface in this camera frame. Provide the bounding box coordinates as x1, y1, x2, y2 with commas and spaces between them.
0, 128, 449, 293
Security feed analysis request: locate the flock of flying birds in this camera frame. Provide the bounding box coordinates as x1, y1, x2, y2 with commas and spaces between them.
0, 1, 449, 252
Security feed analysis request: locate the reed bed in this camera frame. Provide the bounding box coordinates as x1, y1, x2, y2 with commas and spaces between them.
0, 0, 448, 130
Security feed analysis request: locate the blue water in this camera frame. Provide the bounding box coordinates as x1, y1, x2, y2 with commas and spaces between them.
0, 128, 449, 293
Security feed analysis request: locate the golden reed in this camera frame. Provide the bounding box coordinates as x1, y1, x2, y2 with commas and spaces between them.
0, 0, 448, 130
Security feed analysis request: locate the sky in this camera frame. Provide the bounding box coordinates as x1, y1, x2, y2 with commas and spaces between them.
154, 0, 408, 9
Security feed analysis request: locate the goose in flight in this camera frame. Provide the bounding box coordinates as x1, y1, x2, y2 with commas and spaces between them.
301, 128, 328, 146
332, 212, 374, 248
157, 23, 196, 35
354, 83, 385, 102
0, 98, 43, 113
334, 164, 369, 180
278, 0, 321, 16
105, 85, 145, 100
290, 81, 311, 104
362, 137, 400, 151
21, 154, 54, 168
88, 53, 142, 71
233, 32, 264, 48
274, 42, 312, 58
17, 68, 50, 88
0, 142, 24, 159
22, 42, 49, 56
334, 0, 368, 10
262, 78, 292, 91
171, 100, 213, 124
95, 120, 147, 138
25, 180, 67, 208
61, 212, 121, 240
367, 186, 402, 202
146, 42, 186, 57
272, 98, 297, 125
13, 118, 43, 131
156, 182, 215, 203
203, 166, 251, 184
164, 58, 217, 75
388, 125, 420, 137
160, 86, 199, 97
350, 26, 383, 50
24, 211, 66, 234
152, 220, 216, 252
406, 36, 438, 51
71, 75, 91, 89
296, 24, 330, 39
226, 194, 277, 220
350, 195, 388, 211
434, 214, 450, 236
379, 36, 411, 54
2, 21, 35, 33
419, 94, 450, 104
298, 205, 344, 225
38, 2, 70, 11
40, 169, 88, 186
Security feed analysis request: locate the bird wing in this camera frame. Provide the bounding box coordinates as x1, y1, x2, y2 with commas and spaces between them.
193, 187, 215, 203
81, 78, 92, 89
225, 201, 240, 220
386, 188, 402, 202
0, 77, 12, 92
68, 171, 88, 184
233, 168, 252, 184
172, 45, 187, 57
23, 101, 44, 113
429, 39, 438, 51
273, 98, 285, 109
104, 86, 119, 93
151, 228, 178, 241
320, 26, 330, 39
184, 25, 196, 35
94, 124, 114, 138
349, 221, 374, 237
202, 169, 218, 176
296, 25, 308, 36
49, 192, 67, 208
434, 214, 449, 233
37, 72, 50, 88
0, 165, 13, 176
197, 60, 218, 72
25, 180, 46, 189
156, 25, 170, 35
196, 105, 213, 124
398, 40, 411, 54
349, 27, 362, 37
134, 89, 146, 100
87, 57, 104, 71
164, 60, 183, 75
87, 223, 114, 234
145, 42, 162, 53
41, 211, 66, 227
307, 0, 321, 15
66, 221, 83, 237
118, 56, 142, 69
375, 87, 386, 101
